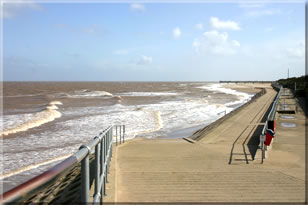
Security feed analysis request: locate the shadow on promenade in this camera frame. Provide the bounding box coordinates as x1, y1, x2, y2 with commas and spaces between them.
229, 98, 275, 164
246, 100, 274, 160
297, 97, 307, 117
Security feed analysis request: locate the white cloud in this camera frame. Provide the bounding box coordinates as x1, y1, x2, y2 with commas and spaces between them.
245, 9, 281, 17
192, 39, 201, 53
195, 23, 204, 30
193, 30, 241, 56
232, 40, 241, 47
3, 0, 43, 19
173, 27, 181, 39
138, 55, 152, 65
209, 17, 240, 31
113, 49, 129, 55
192, 39, 200, 48
130, 3, 145, 12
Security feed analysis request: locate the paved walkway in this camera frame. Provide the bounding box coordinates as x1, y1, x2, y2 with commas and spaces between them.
105, 85, 305, 203
263, 88, 306, 181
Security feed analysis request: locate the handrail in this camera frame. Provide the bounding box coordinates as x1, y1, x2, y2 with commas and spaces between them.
260, 84, 282, 163
1, 125, 126, 204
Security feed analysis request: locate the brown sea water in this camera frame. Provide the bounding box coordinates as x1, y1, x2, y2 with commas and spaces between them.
1, 81, 255, 193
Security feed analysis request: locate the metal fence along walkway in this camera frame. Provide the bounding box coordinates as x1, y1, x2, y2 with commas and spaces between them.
1, 125, 125, 204
260, 84, 282, 163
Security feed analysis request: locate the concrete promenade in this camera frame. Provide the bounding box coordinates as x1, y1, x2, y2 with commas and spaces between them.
105, 84, 305, 203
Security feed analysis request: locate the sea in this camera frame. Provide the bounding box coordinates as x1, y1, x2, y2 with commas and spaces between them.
1, 81, 255, 193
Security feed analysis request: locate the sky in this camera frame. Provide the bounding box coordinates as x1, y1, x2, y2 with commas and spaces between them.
2, 0, 306, 81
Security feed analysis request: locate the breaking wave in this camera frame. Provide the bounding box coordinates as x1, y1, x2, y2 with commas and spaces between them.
120, 92, 179, 96
73, 90, 113, 98
132, 109, 163, 138
54, 90, 114, 99
197, 84, 253, 108
1, 101, 63, 136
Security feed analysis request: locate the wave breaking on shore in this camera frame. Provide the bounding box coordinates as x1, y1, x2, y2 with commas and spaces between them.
1, 101, 63, 137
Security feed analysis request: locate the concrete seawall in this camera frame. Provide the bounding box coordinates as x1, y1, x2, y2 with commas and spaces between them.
191, 87, 266, 141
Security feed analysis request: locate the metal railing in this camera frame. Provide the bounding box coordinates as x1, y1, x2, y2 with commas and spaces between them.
1, 125, 125, 204
260, 85, 282, 163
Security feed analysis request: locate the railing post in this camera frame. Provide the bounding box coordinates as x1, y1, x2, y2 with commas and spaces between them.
120, 125, 122, 144
108, 129, 111, 170
123, 125, 125, 143
116, 125, 118, 146
103, 134, 107, 196
110, 127, 113, 156
79, 145, 91, 203
100, 135, 104, 203
94, 138, 100, 201
105, 131, 109, 184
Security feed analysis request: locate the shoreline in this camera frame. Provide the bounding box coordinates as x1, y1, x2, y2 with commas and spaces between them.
5, 83, 306, 203
190, 83, 267, 141
1, 82, 268, 191
152, 83, 264, 141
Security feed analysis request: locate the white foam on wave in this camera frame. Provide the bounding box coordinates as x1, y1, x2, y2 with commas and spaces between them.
60, 105, 164, 142
65, 95, 232, 140
73, 90, 113, 98
197, 84, 253, 109
1, 86, 244, 180
54, 90, 113, 98
146, 100, 230, 134
1, 106, 160, 179
120, 92, 179, 97
130, 109, 163, 138
1, 101, 63, 136
60, 97, 230, 140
